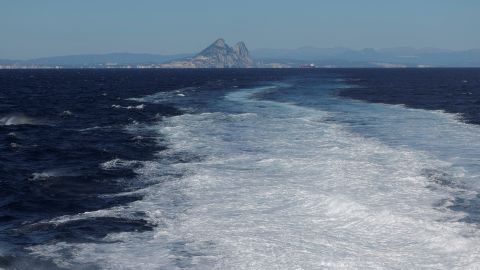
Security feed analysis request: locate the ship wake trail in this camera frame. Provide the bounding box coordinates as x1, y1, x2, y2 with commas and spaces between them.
28, 83, 480, 269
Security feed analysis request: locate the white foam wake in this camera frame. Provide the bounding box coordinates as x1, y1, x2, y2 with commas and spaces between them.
30, 86, 480, 269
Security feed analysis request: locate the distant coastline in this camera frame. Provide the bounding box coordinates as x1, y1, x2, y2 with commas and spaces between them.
2, 39, 479, 69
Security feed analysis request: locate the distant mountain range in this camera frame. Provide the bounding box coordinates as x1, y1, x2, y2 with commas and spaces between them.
251, 47, 480, 67
1, 40, 479, 68
0, 53, 191, 67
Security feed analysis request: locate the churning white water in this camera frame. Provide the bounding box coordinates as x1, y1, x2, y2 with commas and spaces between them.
30, 84, 480, 269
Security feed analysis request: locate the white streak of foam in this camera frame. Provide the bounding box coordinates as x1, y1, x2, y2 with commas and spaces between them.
128, 87, 198, 104
111, 104, 145, 110
100, 159, 142, 171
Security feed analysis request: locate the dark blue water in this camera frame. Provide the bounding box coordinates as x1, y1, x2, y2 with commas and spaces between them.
338, 68, 480, 125
1, 69, 480, 269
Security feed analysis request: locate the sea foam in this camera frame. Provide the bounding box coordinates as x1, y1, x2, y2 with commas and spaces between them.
29, 85, 480, 269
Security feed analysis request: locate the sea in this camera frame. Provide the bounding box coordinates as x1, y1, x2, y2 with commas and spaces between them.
0, 68, 480, 269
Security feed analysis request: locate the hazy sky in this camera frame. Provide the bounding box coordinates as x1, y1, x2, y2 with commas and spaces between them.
1, 0, 479, 59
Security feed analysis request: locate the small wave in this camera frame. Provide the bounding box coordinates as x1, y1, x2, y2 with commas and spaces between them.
111, 104, 145, 110
30, 169, 78, 181
100, 159, 143, 170
30, 172, 56, 181
128, 87, 198, 103
0, 114, 41, 126
60, 110, 73, 117
175, 86, 197, 92
10, 142, 21, 149
78, 126, 102, 131
78, 125, 114, 132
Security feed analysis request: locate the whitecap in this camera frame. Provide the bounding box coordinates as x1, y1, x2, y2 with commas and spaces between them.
10, 143, 20, 148
128, 87, 198, 103
30, 169, 78, 181
111, 104, 145, 110
128, 104, 145, 110
0, 114, 39, 126
100, 159, 142, 171
60, 110, 73, 117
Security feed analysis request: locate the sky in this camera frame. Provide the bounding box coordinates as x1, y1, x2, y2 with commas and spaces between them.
1, 0, 479, 59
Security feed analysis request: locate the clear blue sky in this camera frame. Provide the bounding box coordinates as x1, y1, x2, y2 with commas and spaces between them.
1, 0, 479, 59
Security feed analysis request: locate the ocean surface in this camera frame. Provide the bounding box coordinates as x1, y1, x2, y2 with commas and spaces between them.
0, 68, 480, 269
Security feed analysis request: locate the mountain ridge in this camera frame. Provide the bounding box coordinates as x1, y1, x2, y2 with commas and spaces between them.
0, 52, 192, 67
251, 47, 480, 67
160, 38, 254, 68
